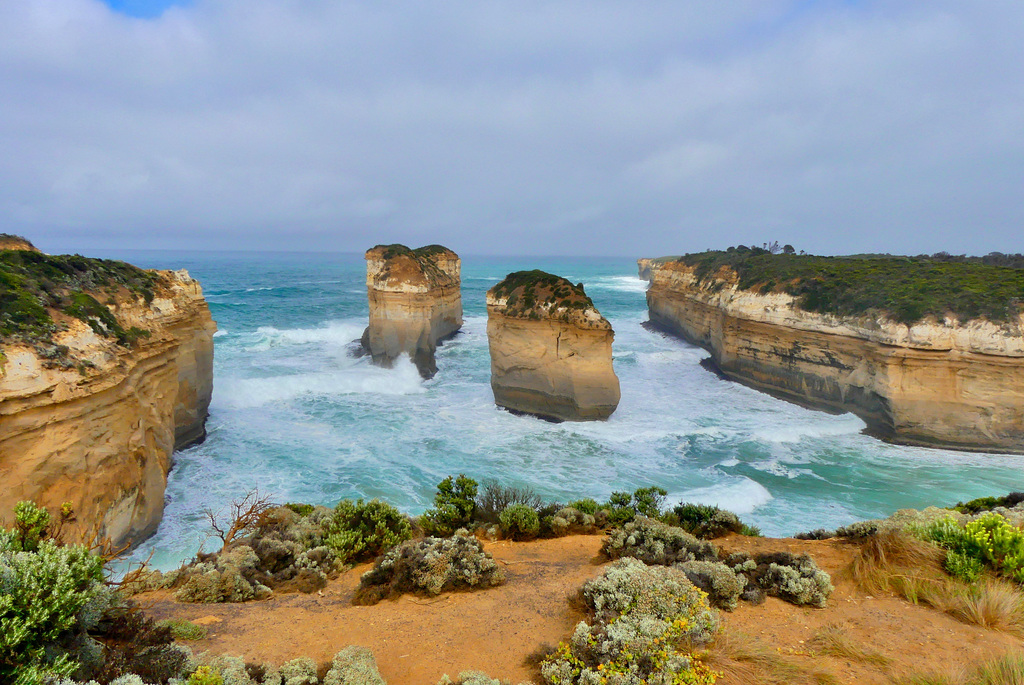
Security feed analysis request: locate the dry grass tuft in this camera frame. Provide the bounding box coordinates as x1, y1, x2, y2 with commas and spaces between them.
848, 531, 1024, 634
808, 623, 891, 667
891, 651, 1024, 685
849, 530, 944, 593
948, 580, 1024, 634
709, 630, 839, 685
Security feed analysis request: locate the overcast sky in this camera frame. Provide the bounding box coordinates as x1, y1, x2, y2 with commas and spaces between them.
2, 1, 1022, 257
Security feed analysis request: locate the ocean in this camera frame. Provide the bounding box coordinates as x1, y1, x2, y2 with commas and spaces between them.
95, 250, 1024, 571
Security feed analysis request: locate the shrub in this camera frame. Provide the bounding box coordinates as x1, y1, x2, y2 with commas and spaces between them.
567, 498, 599, 516
498, 504, 540, 541
322, 646, 385, 685
727, 551, 833, 607
602, 516, 719, 565
678, 560, 747, 611
922, 513, 1024, 584
156, 619, 208, 641
542, 558, 721, 685
325, 498, 412, 564
188, 665, 224, 685
671, 503, 748, 539
603, 487, 668, 526
0, 536, 104, 682
543, 507, 599, 538
945, 550, 984, 583
421, 475, 478, 537
475, 480, 543, 524
955, 492, 1024, 515
355, 531, 505, 604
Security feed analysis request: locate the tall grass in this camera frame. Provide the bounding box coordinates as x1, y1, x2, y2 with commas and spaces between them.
709, 630, 838, 685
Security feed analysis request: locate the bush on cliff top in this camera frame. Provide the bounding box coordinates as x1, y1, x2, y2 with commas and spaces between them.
673, 249, 1024, 324
0, 249, 159, 348
488, 270, 596, 321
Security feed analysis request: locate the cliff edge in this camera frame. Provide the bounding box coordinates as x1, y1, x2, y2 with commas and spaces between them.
0, 246, 216, 547
641, 252, 1024, 453
361, 244, 462, 379
487, 270, 620, 421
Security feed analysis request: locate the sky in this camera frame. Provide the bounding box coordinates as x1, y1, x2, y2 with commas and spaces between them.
1, 1, 1022, 257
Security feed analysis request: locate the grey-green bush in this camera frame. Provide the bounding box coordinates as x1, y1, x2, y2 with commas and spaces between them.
677, 560, 746, 611
356, 531, 505, 604
601, 516, 718, 565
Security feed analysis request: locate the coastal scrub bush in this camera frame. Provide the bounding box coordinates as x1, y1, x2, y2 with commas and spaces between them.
603, 486, 668, 526
922, 513, 1024, 584
475, 480, 542, 524
567, 498, 599, 516
602, 516, 719, 565
541, 558, 720, 685
726, 551, 833, 607
543, 507, 599, 537
677, 560, 747, 611
0, 535, 104, 682
669, 503, 751, 539
421, 475, 478, 537
955, 492, 1024, 515
155, 619, 208, 641
498, 504, 539, 541
322, 646, 385, 685
325, 498, 412, 564
355, 531, 505, 604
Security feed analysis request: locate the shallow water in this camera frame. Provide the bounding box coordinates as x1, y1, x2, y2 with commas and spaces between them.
95, 250, 1024, 570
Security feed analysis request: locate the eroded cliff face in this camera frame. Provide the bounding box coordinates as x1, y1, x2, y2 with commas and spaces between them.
642, 259, 1024, 453
487, 271, 620, 421
0, 270, 216, 547
362, 244, 462, 379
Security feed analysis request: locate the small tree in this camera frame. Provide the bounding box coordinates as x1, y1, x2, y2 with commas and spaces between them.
204, 489, 275, 548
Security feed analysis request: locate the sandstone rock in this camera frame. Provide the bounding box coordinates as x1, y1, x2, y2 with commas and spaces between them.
487, 270, 620, 421
640, 259, 1024, 453
361, 244, 462, 379
0, 268, 215, 547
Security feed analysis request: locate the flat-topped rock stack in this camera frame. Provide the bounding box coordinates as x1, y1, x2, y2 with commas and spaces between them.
486, 270, 620, 421
361, 244, 463, 379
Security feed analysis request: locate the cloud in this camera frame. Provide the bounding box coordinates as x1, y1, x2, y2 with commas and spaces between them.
1, 0, 1022, 257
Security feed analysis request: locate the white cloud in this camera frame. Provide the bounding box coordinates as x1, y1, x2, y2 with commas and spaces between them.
0, 0, 1022, 256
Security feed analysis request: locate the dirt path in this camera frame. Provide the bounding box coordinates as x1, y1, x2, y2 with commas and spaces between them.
141, 534, 1022, 684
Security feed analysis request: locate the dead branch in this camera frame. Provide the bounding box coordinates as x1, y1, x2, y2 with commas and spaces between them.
204, 488, 276, 548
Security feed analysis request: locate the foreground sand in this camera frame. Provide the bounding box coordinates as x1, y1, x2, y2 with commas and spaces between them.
140, 534, 1020, 684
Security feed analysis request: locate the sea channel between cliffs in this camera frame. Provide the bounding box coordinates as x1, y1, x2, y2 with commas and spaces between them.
95, 249, 1024, 573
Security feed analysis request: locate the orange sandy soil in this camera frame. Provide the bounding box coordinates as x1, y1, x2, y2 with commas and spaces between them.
140, 534, 1020, 684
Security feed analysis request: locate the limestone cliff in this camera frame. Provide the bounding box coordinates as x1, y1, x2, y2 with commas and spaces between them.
361, 244, 462, 379
641, 258, 1024, 453
487, 271, 620, 421
0, 255, 215, 547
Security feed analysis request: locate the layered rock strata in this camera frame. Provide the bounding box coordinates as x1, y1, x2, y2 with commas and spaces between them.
487, 271, 620, 421
0, 267, 215, 547
641, 259, 1024, 453
361, 244, 462, 378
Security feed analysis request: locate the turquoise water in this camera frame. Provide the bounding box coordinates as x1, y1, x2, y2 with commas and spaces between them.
98, 251, 1024, 570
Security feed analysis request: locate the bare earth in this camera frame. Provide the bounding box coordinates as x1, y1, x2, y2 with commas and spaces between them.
141, 534, 1020, 684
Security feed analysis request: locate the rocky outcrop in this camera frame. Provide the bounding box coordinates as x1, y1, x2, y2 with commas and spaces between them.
641, 259, 1024, 453
361, 244, 462, 379
0, 269, 216, 547
487, 271, 620, 421
0, 233, 40, 252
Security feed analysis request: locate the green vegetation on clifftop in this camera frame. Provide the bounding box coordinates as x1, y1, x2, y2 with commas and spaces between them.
0, 249, 160, 348
674, 249, 1024, 325
488, 270, 598, 322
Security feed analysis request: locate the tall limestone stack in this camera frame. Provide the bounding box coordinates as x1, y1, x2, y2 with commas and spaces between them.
0, 244, 216, 547
487, 270, 620, 421
361, 244, 463, 379
641, 256, 1024, 453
